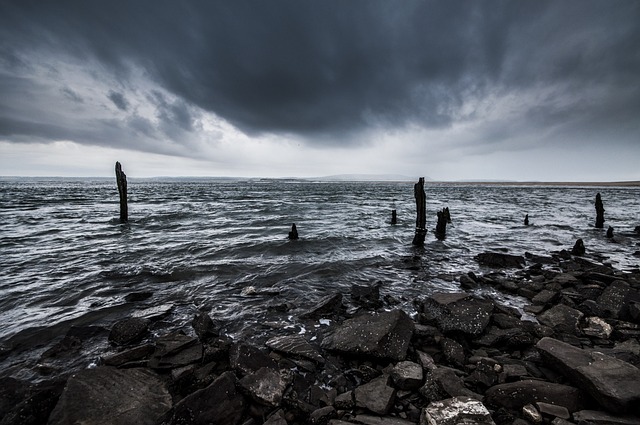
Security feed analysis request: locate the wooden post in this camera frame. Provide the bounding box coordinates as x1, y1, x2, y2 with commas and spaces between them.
435, 208, 447, 240
115, 161, 128, 223
595, 193, 605, 228
606, 226, 614, 238
524, 214, 529, 226
412, 177, 426, 246
572, 238, 585, 256
288, 223, 299, 240
391, 209, 397, 225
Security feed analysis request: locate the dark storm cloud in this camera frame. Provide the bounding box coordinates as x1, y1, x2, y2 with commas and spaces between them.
107, 90, 128, 111
0, 0, 639, 148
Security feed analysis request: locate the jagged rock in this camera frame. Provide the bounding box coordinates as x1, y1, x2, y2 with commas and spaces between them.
572, 409, 640, 425
132, 304, 174, 321
321, 309, 414, 361
263, 409, 288, 425
532, 290, 559, 306
48, 367, 171, 425
163, 371, 245, 425
391, 361, 424, 390
334, 391, 354, 409
102, 343, 155, 367
230, 343, 278, 376
351, 283, 383, 308
536, 402, 570, 420
416, 292, 493, 336
309, 405, 336, 424
148, 332, 202, 369
0, 378, 66, 425
469, 358, 500, 388
537, 304, 584, 335
536, 337, 640, 413
239, 367, 289, 407
266, 335, 324, 364
522, 404, 542, 423
191, 312, 218, 341
484, 380, 584, 412
124, 291, 152, 302
354, 375, 396, 415
421, 396, 496, 425
108, 317, 150, 345
441, 337, 465, 367
420, 367, 481, 402
476, 252, 525, 268
597, 280, 631, 319
300, 292, 343, 319
583, 316, 613, 339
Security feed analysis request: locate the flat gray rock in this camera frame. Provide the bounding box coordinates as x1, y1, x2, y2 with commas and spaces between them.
484, 379, 583, 412
321, 310, 414, 361
421, 396, 495, 425
416, 293, 493, 336
536, 337, 640, 413
48, 367, 171, 425
266, 335, 325, 364
537, 304, 583, 335
239, 367, 290, 407
354, 375, 396, 415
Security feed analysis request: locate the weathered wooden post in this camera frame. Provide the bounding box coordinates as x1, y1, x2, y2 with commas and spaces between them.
391, 210, 397, 225
412, 177, 426, 246
444, 207, 451, 223
595, 193, 605, 228
606, 226, 614, 238
115, 161, 128, 223
524, 214, 529, 226
435, 208, 447, 240
572, 238, 585, 256
288, 223, 299, 240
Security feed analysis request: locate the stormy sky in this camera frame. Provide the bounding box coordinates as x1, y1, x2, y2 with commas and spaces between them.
1, 1, 639, 181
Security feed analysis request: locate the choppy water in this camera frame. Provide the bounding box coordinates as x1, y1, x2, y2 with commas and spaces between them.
1, 178, 639, 359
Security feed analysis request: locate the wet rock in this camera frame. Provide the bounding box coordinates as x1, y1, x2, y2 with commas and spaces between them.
108, 317, 150, 345
263, 409, 287, 425
420, 367, 481, 402
352, 415, 416, 425
230, 343, 278, 375
572, 409, 640, 425
416, 292, 493, 336
537, 304, 584, 335
536, 337, 640, 413
334, 391, 354, 409
351, 283, 382, 308
163, 371, 245, 425
469, 358, 500, 388
102, 343, 155, 367
476, 252, 525, 268
441, 337, 465, 367
0, 378, 66, 425
124, 291, 152, 302
132, 304, 174, 321
582, 316, 613, 339
421, 396, 496, 425
597, 280, 631, 319
48, 367, 171, 425
321, 309, 414, 361
484, 380, 583, 412
266, 335, 324, 364
532, 289, 559, 306
148, 332, 202, 369
191, 312, 218, 341
354, 375, 396, 415
239, 367, 290, 407
572, 239, 586, 256
40, 335, 82, 359
522, 403, 542, 423
536, 402, 570, 420
391, 361, 424, 390
300, 292, 343, 319
309, 405, 336, 424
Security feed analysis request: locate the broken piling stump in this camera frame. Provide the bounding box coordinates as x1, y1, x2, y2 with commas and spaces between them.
524, 214, 529, 226
444, 207, 451, 223
572, 238, 585, 256
595, 193, 605, 228
435, 208, 447, 240
288, 224, 299, 240
412, 177, 426, 246
606, 226, 614, 239
391, 209, 397, 225
115, 161, 128, 223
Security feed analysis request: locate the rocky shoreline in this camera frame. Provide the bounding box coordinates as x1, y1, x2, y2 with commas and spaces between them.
2, 243, 640, 425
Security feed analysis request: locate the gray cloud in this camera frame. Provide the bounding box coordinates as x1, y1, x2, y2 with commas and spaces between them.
0, 0, 639, 157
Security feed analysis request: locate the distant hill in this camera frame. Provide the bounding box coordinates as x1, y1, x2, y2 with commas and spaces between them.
313, 174, 426, 182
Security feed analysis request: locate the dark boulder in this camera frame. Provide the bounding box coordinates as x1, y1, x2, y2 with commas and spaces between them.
572, 239, 586, 256
321, 309, 414, 361
354, 375, 396, 415
265, 335, 324, 364
163, 371, 246, 425
391, 361, 424, 391
230, 343, 278, 376
239, 367, 290, 407
0, 378, 66, 425
351, 283, 382, 308
416, 292, 493, 336
537, 304, 584, 335
420, 367, 481, 402
597, 280, 631, 319
191, 312, 218, 341
108, 317, 150, 346
476, 252, 525, 268
299, 292, 344, 319
48, 367, 171, 425
102, 343, 155, 367
148, 332, 202, 369
536, 337, 640, 413
484, 380, 584, 413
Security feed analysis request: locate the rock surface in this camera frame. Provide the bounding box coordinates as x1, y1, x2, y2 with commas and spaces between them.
421, 396, 496, 425
48, 367, 171, 425
416, 292, 493, 336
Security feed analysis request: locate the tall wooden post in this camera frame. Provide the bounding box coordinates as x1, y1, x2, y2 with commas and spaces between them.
115, 161, 128, 223
595, 193, 605, 229
412, 177, 426, 246
435, 208, 447, 240
288, 223, 299, 240
391, 209, 397, 225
